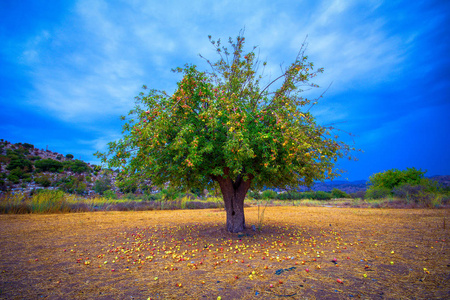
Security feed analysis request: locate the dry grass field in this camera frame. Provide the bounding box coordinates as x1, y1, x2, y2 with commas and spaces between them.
0, 207, 448, 299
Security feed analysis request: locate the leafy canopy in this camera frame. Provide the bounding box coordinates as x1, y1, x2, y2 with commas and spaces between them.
368, 167, 430, 190
96, 33, 355, 192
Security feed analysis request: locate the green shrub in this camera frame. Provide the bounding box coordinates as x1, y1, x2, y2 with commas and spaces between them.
117, 178, 138, 193
34, 174, 52, 187
368, 167, 430, 191
93, 177, 112, 194
146, 193, 162, 201
63, 159, 91, 173
300, 191, 313, 199
7, 174, 20, 184
248, 190, 261, 200
313, 191, 332, 200
103, 190, 117, 199
261, 190, 277, 200
34, 159, 64, 173
56, 175, 87, 194
7, 157, 33, 172
160, 188, 180, 201
331, 188, 349, 199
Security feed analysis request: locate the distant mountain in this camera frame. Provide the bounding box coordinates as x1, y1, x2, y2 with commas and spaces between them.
429, 175, 450, 188
299, 180, 368, 193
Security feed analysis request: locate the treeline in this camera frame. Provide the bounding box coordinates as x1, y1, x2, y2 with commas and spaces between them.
248, 168, 449, 207
248, 189, 350, 200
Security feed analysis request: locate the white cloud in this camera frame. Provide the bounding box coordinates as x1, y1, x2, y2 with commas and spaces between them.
13, 0, 423, 129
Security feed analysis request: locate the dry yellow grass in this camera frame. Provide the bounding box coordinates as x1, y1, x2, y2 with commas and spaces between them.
0, 207, 449, 299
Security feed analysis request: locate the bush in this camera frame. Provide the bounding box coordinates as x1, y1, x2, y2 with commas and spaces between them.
331, 188, 349, 199
65, 154, 74, 159
22, 143, 34, 150
146, 193, 163, 201
7, 157, 33, 172
103, 190, 117, 199
313, 191, 332, 200
275, 191, 303, 200
117, 178, 138, 194
261, 190, 277, 200
7, 174, 20, 184
34, 159, 64, 173
160, 188, 180, 201
63, 159, 91, 174
248, 190, 261, 200
93, 177, 112, 195
34, 174, 52, 187
56, 175, 87, 194
368, 167, 429, 191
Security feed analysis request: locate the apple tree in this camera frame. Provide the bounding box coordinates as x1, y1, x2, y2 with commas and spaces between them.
95, 33, 355, 233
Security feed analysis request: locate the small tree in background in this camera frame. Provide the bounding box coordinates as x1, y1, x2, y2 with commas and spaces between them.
93, 177, 112, 195
96, 32, 356, 232
331, 188, 349, 199
366, 167, 436, 200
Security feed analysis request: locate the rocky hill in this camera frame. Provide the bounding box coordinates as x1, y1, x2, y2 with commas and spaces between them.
0, 139, 119, 195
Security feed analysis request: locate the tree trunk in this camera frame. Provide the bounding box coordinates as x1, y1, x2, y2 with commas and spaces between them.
213, 171, 253, 233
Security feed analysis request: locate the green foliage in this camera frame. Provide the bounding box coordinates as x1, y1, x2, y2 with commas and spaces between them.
7, 174, 20, 184
93, 177, 112, 195
22, 143, 34, 150
160, 188, 180, 201
311, 191, 332, 200
276, 191, 301, 200
62, 159, 91, 174
34, 173, 52, 187
34, 158, 64, 173
116, 178, 138, 193
368, 167, 428, 191
103, 190, 118, 199
367, 167, 438, 201
65, 154, 74, 159
248, 190, 261, 200
56, 175, 87, 195
96, 32, 355, 196
261, 189, 277, 200
331, 188, 349, 198
6, 150, 33, 172
9, 168, 31, 180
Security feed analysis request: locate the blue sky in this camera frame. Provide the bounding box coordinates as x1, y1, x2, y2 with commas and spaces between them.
1, 0, 449, 181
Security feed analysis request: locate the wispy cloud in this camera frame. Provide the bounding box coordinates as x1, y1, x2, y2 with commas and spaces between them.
2, 0, 448, 179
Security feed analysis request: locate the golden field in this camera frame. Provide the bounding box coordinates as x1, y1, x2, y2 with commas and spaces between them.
0, 207, 448, 299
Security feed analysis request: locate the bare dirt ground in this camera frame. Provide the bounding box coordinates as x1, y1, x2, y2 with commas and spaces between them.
0, 207, 449, 299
